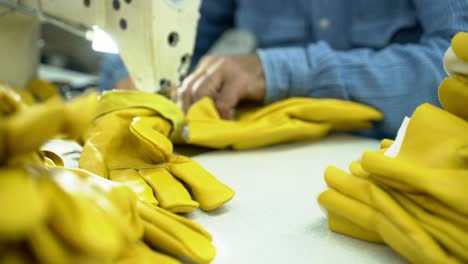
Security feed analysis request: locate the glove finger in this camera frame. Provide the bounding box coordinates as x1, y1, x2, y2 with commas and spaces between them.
288, 99, 383, 123
168, 156, 235, 211
139, 167, 199, 213
185, 116, 239, 149
62, 91, 98, 140
5, 98, 65, 158
0, 168, 48, 240
0, 84, 29, 112
405, 193, 468, 230
129, 116, 172, 163
28, 225, 78, 263
137, 202, 216, 264
116, 241, 181, 264
232, 118, 330, 149
348, 161, 368, 178
238, 97, 383, 124
26, 79, 60, 101
151, 204, 212, 240
380, 139, 394, 149
349, 158, 415, 192
361, 150, 468, 216
324, 166, 416, 215
46, 172, 124, 257
68, 168, 145, 243
110, 169, 159, 206
186, 97, 377, 150
328, 120, 376, 132
451, 32, 468, 62
391, 190, 468, 261
318, 189, 384, 243
438, 76, 468, 121
327, 209, 383, 243
323, 166, 451, 259
318, 189, 457, 264
186, 96, 222, 121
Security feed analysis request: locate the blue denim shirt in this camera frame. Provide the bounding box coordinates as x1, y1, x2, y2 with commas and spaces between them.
102, 0, 468, 138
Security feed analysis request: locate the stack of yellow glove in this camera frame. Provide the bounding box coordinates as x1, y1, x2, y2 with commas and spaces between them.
185, 97, 382, 149
79, 91, 235, 213
317, 32, 468, 264
0, 87, 217, 263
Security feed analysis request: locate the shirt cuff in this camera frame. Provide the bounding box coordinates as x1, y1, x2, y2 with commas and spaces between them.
257, 41, 335, 104
111, 60, 129, 83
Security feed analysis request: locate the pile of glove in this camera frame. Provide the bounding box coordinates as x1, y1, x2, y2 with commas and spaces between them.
184, 96, 383, 149
0, 86, 218, 263
79, 90, 235, 213
317, 32, 468, 264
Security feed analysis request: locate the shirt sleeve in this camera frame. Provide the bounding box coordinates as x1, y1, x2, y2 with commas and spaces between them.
257, 0, 468, 138
99, 53, 128, 91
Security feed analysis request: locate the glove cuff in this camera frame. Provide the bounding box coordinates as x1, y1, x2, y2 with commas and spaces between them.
96, 91, 184, 142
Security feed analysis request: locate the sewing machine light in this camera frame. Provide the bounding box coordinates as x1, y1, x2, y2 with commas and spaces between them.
90, 26, 119, 54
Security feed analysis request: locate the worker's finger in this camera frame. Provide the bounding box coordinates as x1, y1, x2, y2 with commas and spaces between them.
215, 78, 245, 120
191, 74, 220, 102
177, 56, 221, 112
191, 59, 226, 102
115, 77, 137, 90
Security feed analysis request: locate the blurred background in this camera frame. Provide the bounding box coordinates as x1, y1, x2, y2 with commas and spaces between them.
40, 23, 101, 75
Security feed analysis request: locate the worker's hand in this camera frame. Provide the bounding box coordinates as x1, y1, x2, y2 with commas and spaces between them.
178, 54, 266, 119
115, 77, 137, 90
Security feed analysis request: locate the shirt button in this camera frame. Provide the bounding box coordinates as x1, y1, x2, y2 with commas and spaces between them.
319, 18, 330, 30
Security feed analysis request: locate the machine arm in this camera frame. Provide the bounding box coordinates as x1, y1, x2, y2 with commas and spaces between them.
1, 0, 200, 93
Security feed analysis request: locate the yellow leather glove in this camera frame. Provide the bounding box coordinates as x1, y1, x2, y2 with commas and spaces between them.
71, 168, 217, 264
362, 149, 468, 215
318, 166, 460, 264
6, 85, 35, 105
79, 90, 235, 213
0, 168, 48, 241
185, 97, 383, 149
349, 160, 468, 231
350, 157, 468, 262
0, 86, 98, 164
26, 79, 61, 101
319, 33, 468, 264
1, 166, 216, 263
360, 103, 468, 215
137, 201, 215, 263
1, 88, 216, 263
324, 103, 468, 263
349, 158, 468, 262
116, 241, 180, 264
0, 167, 140, 263
440, 32, 468, 121
390, 189, 468, 262
439, 76, 468, 122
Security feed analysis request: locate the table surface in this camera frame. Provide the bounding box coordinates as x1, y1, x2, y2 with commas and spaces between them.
186, 134, 407, 264
43, 134, 407, 264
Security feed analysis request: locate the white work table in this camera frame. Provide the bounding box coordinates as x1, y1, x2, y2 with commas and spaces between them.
186, 134, 407, 264
44, 134, 407, 263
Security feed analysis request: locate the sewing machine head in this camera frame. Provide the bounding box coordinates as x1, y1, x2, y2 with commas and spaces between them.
0, 0, 201, 94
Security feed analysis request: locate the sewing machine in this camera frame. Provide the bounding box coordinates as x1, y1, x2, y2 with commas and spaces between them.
0, 0, 200, 93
